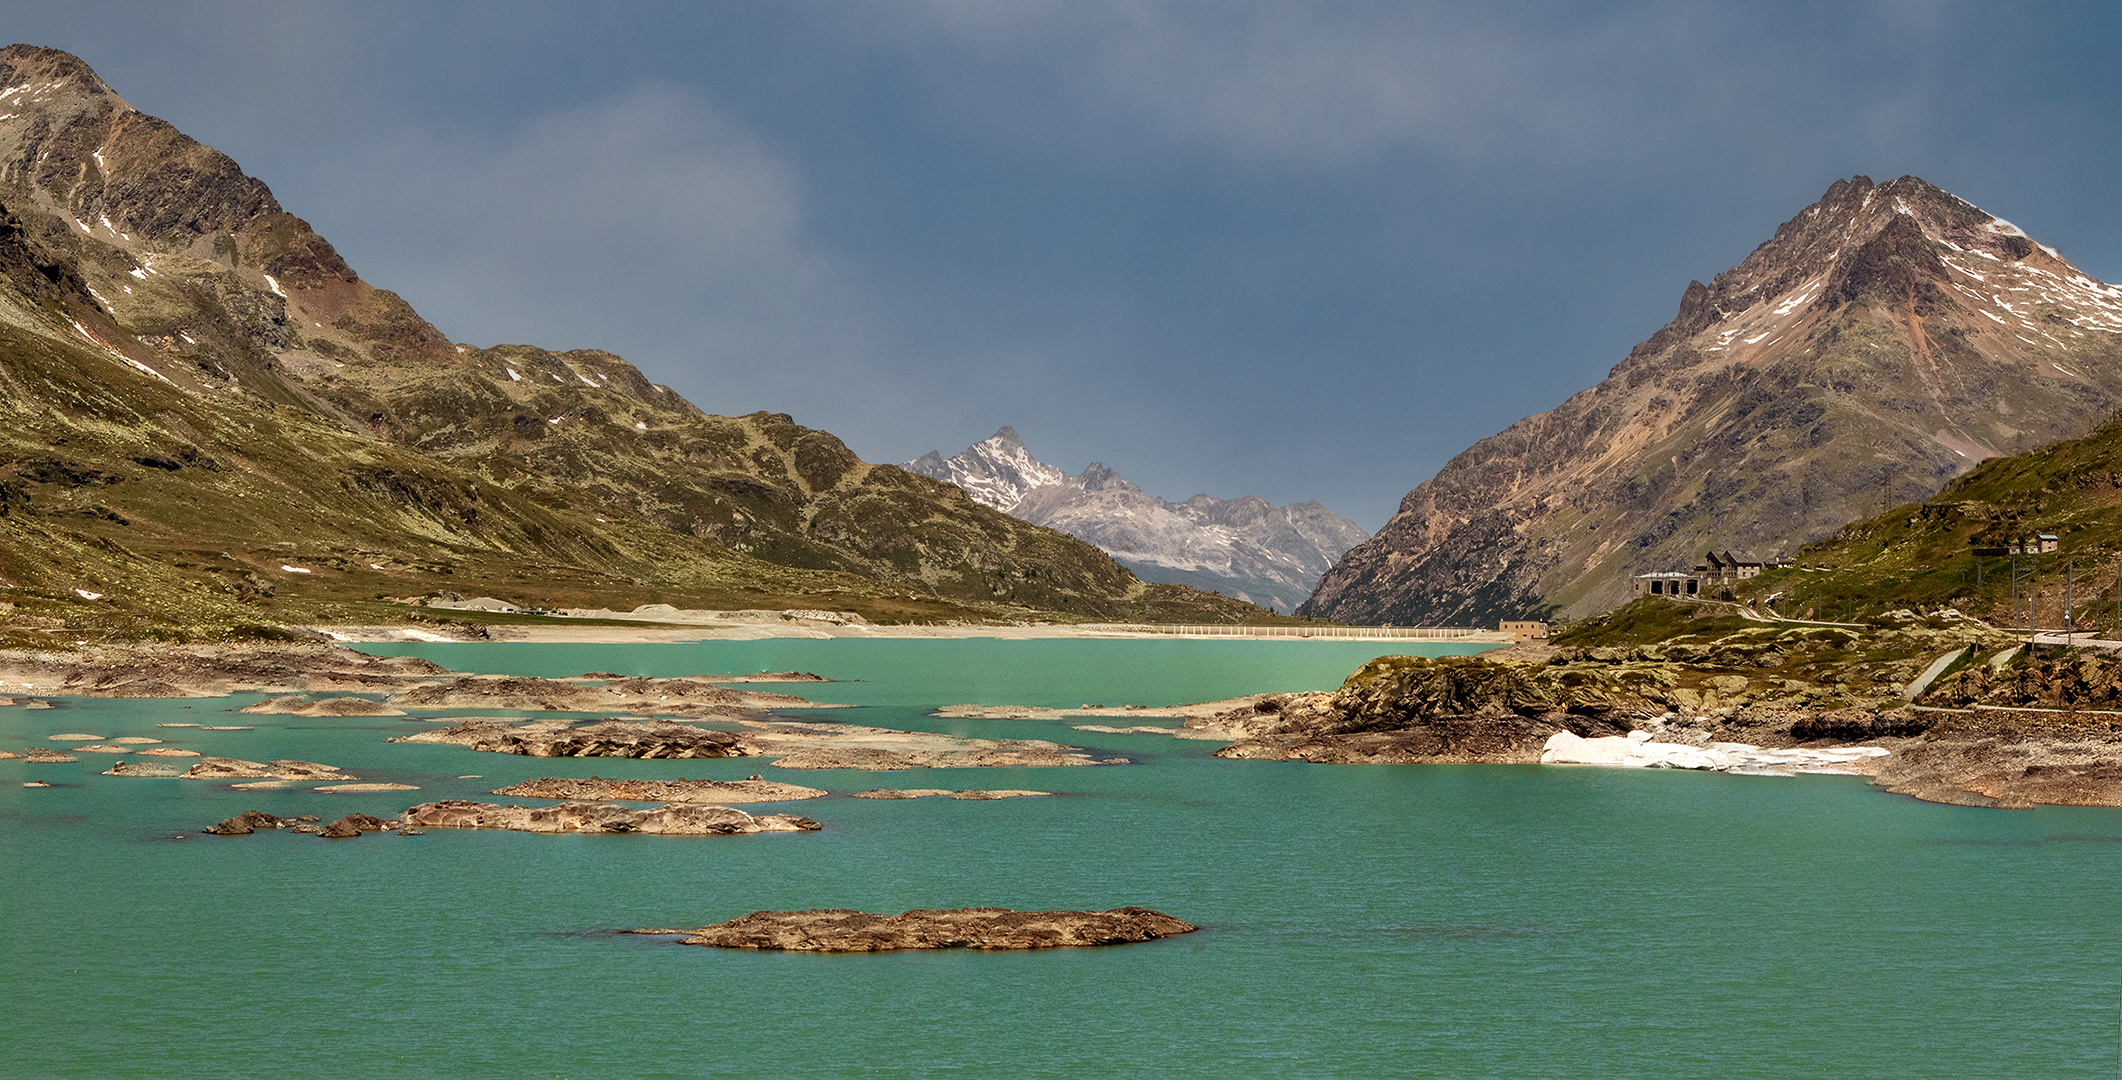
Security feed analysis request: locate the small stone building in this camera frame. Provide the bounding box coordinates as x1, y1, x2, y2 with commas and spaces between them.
1632, 571, 1701, 598
1500, 620, 1548, 643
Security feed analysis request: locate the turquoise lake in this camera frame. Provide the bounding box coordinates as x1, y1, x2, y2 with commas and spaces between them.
3, 637, 2120, 1078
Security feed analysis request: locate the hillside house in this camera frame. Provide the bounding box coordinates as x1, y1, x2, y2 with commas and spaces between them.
1697, 550, 1765, 584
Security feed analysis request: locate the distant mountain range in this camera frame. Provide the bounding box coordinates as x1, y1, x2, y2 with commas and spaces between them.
0, 44, 1271, 632
1304, 175, 2122, 627
908, 428, 1367, 613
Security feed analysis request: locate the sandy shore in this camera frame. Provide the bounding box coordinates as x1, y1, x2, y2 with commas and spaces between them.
307, 609, 1513, 645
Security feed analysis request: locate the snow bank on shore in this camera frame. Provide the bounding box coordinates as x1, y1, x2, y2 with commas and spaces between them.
1540, 730, 1888, 776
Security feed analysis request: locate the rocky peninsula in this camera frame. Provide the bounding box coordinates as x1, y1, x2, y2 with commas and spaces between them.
637, 907, 1195, 951
0, 643, 830, 716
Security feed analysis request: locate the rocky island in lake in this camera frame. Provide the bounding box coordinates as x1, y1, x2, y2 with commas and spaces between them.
401, 800, 821, 835
638, 907, 1196, 951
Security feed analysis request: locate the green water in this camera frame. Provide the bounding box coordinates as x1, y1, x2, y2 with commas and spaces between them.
2, 639, 2119, 1078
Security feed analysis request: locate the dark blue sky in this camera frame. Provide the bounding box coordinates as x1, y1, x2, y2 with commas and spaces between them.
10, 2, 2122, 528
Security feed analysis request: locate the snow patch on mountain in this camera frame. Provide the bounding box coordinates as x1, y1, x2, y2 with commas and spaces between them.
906, 428, 1368, 613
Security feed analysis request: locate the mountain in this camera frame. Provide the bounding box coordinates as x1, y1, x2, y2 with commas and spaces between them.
907, 428, 1368, 612
0, 44, 1273, 635
1302, 175, 2122, 627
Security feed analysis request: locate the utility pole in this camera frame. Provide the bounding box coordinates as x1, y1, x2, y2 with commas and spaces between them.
2013, 557, 2038, 657
2065, 558, 2075, 638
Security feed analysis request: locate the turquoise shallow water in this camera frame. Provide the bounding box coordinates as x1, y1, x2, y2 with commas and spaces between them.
3, 639, 2120, 1078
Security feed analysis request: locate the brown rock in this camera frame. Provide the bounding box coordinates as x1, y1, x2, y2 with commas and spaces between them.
318, 813, 393, 838
400, 799, 820, 835
182, 757, 351, 781
23, 747, 76, 763
204, 810, 288, 835
390, 719, 753, 759
651, 907, 1196, 951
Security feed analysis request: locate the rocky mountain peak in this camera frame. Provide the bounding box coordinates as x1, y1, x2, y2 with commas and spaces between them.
1074, 463, 1139, 495
908, 430, 1368, 612
1310, 175, 2122, 627
904, 426, 1069, 513
0, 44, 458, 420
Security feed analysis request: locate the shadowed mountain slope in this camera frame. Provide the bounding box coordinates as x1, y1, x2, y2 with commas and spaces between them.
1303, 175, 2122, 627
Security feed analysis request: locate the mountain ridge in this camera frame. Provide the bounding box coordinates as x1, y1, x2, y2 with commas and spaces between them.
908, 428, 1367, 613
1303, 175, 2122, 627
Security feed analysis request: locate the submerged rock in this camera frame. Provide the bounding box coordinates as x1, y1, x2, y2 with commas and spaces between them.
401, 799, 820, 835
643, 907, 1195, 951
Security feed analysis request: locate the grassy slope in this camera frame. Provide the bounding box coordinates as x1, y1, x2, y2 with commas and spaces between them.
1712, 410, 2122, 630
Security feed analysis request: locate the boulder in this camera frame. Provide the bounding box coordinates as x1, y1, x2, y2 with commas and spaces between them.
203, 810, 287, 835
317, 813, 393, 839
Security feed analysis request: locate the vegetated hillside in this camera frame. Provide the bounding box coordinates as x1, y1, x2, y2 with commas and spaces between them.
0, 44, 1271, 636
909, 427, 1369, 613
1723, 407, 2122, 630
1305, 175, 2122, 628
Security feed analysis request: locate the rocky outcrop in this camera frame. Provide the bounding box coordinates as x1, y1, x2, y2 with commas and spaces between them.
396, 717, 1120, 770
643, 907, 1194, 951
105, 761, 184, 777
391, 719, 753, 759
386, 675, 819, 716
317, 813, 395, 838
203, 810, 289, 835
182, 757, 352, 781
240, 696, 404, 716
490, 776, 825, 804
1304, 176, 2122, 625
22, 747, 77, 762
1869, 737, 2122, 808
400, 800, 819, 835
760, 745, 1111, 770
0, 645, 454, 701
910, 428, 1368, 613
